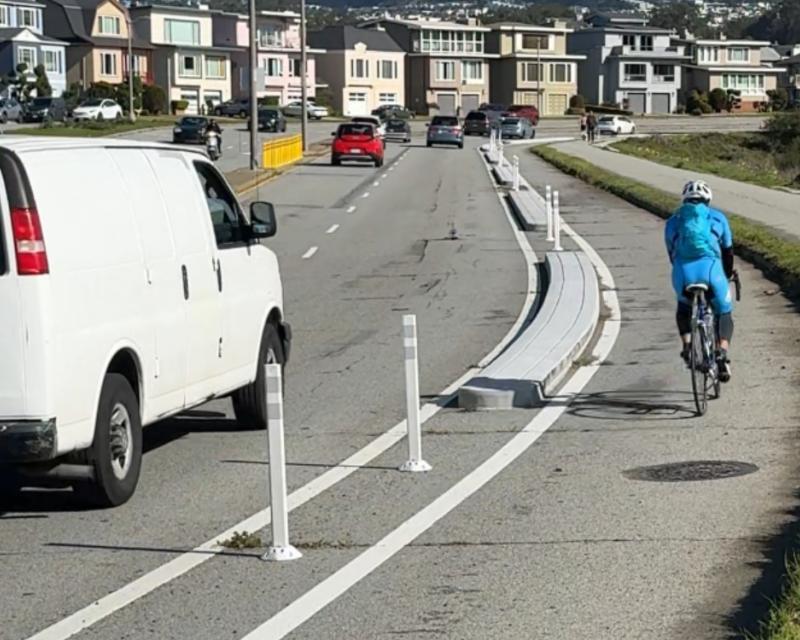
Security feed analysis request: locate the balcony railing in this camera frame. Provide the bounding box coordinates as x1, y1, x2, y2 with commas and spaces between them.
611, 45, 685, 57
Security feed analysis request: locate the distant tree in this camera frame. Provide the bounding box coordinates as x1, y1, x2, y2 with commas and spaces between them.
482, 4, 573, 25
708, 87, 728, 113
648, 2, 716, 38
31, 64, 52, 98
142, 83, 166, 114
744, 0, 800, 44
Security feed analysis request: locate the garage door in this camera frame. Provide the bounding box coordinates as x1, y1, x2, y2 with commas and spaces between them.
519, 92, 539, 108
437, 93, 456, 116
627, 92, 646, 114
180, 89, 199, 115
652, 93, 671, 114
546, 93, 568, 116
346, 92, 368, 116
461, 93, 480, 114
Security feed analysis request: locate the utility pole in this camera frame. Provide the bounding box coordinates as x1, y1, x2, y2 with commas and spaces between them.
249, 0, 258, 170
127, 15, 135, 123
536, 34, 541, 115
300, 0, 308, 152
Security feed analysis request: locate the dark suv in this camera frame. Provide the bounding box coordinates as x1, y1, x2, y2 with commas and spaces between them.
214, 98, 250, 118
248, 108, 287, 132
21, 97, 66, 123
463, 110, 490, 136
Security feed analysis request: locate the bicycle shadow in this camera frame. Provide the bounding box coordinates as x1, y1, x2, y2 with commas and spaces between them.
566, 389, 697, 421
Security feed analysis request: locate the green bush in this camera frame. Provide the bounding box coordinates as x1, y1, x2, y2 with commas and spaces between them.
686, 90, 712, 114
768, 88, 790, 111
708, 88, 728, 113
569, 94, 586, 110
171, 99, 189, 113
690, 107, 703, 116
142, 84, 166, 115
765, 110, 800, 148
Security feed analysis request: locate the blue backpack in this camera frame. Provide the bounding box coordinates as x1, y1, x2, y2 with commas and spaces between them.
675, 202, 717, 261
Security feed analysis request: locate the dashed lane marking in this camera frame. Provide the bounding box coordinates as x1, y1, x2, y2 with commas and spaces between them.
302, 246, 318, 259
326, 224, 339, 234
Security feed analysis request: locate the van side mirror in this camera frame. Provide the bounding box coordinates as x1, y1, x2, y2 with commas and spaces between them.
250, 201, 276, 239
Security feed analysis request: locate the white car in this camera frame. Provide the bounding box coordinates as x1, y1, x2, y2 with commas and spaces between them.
72, 98, 123, 121
352, 115, 386, 140
282, 100, 329, 120
596, 115, 636, 136
0, 137, 289, 507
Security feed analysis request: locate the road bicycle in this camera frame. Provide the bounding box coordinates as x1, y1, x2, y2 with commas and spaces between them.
688, 270, 741, 416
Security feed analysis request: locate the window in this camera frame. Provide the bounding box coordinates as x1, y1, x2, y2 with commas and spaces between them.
17, 7, 36, 27
205, 56, 225, 79
97, 16, 120, 35
379, 92, 397, 104
721, 73, 765, 94
640, 35, 653, 51
100, 51, 117, 76
193, 162, 245, 247
288, 58, 301, 77
435, 60, 455, 81
165, 19, 200, 45
461, 60, 483, 82
623, 63, 646, 82
521, 62, 543, 82
0, 6, 10, 26
179, 54, 200, 77
17, 46, 36, 69
623, 34, 635, 48
350, 58, 369, 79
653, 64, 674, 82
377, 60, 398, 79
521, 33, 549, 50
728, 47, 749, 62
263, 57, 282, 77
420, 29, 484, 54
258, 25, 284, 48
699, 46, 719, 63
43, 49, 61, 74
549, 63, 572, 83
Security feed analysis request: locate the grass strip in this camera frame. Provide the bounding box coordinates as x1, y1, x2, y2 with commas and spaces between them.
9, 116, 180, 137
746, 554, 800, 640
532, 144, 800, 297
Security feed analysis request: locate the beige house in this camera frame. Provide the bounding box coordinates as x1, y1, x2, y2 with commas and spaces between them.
131, 3, 234, 114
679, 37, 783, 111
487, 22, 585, 115
309, 25, 404, 116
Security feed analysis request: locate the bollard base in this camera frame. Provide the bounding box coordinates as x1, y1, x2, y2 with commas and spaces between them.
262, 545, 303, 562
399, 459, 432, 473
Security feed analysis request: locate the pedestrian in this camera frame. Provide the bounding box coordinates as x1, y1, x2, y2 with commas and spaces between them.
586, 110, 597, 143
580, 112, 587, 140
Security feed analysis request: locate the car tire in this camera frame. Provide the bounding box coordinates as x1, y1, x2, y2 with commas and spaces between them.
616, 128, 621, 135
331, 155, 341, 166
376, 157, 384, 167
232, 323, 285, 430
631, 127, 636, 134
458, 142, 464, 149
427, 142, 432, 148
215, 108, 223, 116
75, 373, 142, 507
0, 113, 6, 124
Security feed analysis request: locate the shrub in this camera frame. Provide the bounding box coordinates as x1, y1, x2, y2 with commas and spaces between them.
765, 110, 800, 149
676, 104, 686, 114
569, 94, 585, 110
768, 88, 790, 111
87, 81, 116, 99
142, 84, 166, 114
171, 99, 189, 113
708, 88, 728, 113
313, 87, 334, 108
690, 107, 703, 116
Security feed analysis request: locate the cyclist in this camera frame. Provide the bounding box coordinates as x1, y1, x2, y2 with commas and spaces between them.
664, 180, 734, 382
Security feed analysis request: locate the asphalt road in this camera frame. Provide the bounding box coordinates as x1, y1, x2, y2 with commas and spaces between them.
1, 129, 797, 640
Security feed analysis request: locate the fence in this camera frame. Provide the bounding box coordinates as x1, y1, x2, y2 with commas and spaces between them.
262, 134, 303, 169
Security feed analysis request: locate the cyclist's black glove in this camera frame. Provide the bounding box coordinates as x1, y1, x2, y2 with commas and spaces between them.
722, 246, 734, 279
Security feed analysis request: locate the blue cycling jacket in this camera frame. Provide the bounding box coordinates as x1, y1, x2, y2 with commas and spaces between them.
664, 202, 733, 263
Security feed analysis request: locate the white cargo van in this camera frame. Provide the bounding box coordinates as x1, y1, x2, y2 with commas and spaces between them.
0, 137, 290, 506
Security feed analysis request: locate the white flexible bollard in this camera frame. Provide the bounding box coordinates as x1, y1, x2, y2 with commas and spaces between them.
399, 315, 431, 473
512, 155, 520, 191
262, 363, 302, 562
546, 185, 554, 242
553, 190, 563, 252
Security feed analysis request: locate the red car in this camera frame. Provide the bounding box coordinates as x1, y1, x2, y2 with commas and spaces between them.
331, 123, 384, 167
506, 104, 540, 125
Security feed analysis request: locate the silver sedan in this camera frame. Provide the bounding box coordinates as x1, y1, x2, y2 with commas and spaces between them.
499, 116, 535, 139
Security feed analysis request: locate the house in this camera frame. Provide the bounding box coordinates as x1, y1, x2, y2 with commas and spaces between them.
213, 9, 323, 104
363, 17, 495, 116
308, 25, 404, 116
486, 21, 585, 116
41, 0, 153, 91
568, 14, 689, 114
0, 0, 67, 96
131, 3, 233, 114
781, 54, 800, 106
678, 37, 783, 111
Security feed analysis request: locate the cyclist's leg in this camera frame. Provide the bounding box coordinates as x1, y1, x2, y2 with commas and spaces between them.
708, 258, 734, 381
671, 261, 692, 362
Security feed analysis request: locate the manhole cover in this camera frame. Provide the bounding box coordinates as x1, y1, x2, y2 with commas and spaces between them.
623, 460, 759, 483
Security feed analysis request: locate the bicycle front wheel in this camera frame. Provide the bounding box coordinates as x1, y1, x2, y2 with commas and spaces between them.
690, 297, 708, 416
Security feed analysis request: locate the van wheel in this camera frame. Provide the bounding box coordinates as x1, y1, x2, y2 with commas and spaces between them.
76, 374, 142, 507
232, 323, 284, 430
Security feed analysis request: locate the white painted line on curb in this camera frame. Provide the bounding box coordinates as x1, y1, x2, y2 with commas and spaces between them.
381, 173, 388, 179
240, 168, 622, 640
346, 205, 357, 213
362, 192, 370, 198
302, 246, 318, 259
373, 181, 380, 187
23, 147, 540, 640
326, 224, 339, 234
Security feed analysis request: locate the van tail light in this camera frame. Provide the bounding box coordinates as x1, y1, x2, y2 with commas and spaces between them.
11, 207, 49, 275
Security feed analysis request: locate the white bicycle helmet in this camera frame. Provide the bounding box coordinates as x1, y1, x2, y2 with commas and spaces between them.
682, 180, 713, 203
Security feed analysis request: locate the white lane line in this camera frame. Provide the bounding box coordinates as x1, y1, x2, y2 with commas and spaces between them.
346, 205, 357, 213
381, 173, 388, 179
240, 179, 622, 640
362, 192, 370, 198
326, 224, 339, 234
24, 154, 539, 640
373, 181, 380, 187
302, 246, 318, 259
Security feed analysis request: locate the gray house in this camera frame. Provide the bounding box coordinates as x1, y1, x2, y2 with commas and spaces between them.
568, 14, 689, 113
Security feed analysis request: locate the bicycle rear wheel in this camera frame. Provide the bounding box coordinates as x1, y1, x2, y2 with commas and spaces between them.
690, 293, 708, 416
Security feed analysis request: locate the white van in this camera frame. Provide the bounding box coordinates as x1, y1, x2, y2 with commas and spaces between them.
0, 137, 290, 506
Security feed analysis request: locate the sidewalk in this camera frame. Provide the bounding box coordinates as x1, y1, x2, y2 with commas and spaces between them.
553, 140, 800, 242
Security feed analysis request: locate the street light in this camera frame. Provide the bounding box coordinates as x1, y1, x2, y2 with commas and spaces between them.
249, 0, 258, 170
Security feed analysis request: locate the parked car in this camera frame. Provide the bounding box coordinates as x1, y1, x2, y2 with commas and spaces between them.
282, 101, 329, 120
331, 122, 384, 167
371, 104, 415, 120
426, 115, 463, 148
20, 97, 66, 123
72, 99, 123, 121
384, 118, 411, 143
0, 137, 288, 506
352, 115, 386, 142
478, 102, 506, 126
463, 110, 491, 136
173, 116, 209, 144
247, 107, 287, 132
596, 115, 636, 135
0, 98, 22, 123
499, 116, 535, 139
505, 104, 540, 126
214, 98, 251, 118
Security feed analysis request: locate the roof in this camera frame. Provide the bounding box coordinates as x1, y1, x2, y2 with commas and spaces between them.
783, 53, 800, 65
761, 46, 782, 62
46, 0, 154, 48
487, 22, 573, 33
365, 17, 490, 33
308, 25, 403, 52
0, 136, 207, 157
0, 27, 68, 44
691, 38, 771, 46
685, 64, 784, 72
